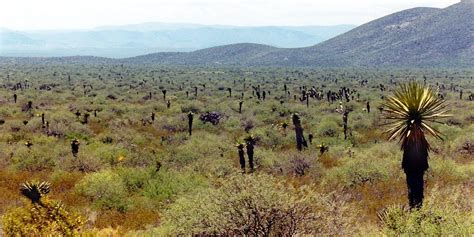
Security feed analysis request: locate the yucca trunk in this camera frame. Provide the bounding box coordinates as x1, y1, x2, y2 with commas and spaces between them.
238, 145, 245, 172
292, 114, 308, 151
402, 129, 429, 209
246, 143, 254, 172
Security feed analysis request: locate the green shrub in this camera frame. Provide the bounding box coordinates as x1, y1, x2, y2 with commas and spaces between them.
142, 169, 208, 203
158, 173, 354, 236
317, 119, 340, 137
75, 170, 129, 212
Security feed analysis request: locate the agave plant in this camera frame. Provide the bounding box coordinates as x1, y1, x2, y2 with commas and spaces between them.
20, 181, 51, 204
381, 82, 450, 208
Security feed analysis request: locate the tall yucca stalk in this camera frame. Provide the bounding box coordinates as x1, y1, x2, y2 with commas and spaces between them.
382, 82, 450, 208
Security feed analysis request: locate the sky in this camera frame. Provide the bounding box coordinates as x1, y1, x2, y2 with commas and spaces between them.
1, 0, 460, 30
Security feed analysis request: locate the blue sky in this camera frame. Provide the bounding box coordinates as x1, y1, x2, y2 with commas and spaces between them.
1, 0, 460, 30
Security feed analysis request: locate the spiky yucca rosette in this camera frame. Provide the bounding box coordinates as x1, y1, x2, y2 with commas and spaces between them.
382, 82, 450, 150
381, 81, 451, 208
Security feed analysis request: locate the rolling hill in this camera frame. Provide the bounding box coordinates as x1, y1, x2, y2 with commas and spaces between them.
125, 1, 474, 67
0, 24, 354, 58
1, 1, 472, 68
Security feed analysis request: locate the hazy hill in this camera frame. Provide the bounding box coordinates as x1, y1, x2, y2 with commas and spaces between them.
0, 24, 354, 58
124, 1, 473, 67
1, 1, 472, 68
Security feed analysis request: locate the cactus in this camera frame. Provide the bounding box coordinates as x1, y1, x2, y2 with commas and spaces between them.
237, 143, 245, 172
187, 112, 194, 136
308, 134, 313, 144
25, 141, 33, 148
343, 111, 349, 140
13, 93, 17, 103
151, 112, 155, 121
162, 90, 167, 101
82, 113, 90, 124
75, 110, 81, 119
228, 88, 232, 98
20, 181, 50, 204
292, 113, 308, 151
366, 101, 371, 113
239, 100, 243, 113
244, 135, 256, 172
318, 143, 329, 155
71, 138, 80, 158
167, 100, 171, 109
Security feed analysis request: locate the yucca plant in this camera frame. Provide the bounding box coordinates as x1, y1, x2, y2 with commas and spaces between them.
381, 82, 450, 209
20, 181, 51, 204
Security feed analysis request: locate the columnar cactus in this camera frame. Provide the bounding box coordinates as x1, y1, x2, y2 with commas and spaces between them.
187, 112, 194, 136
13, 93, 17, 103
244, 135, 256, 172
167, 100, 171, 108
239, 100, 243, 113
162, 90, 167, 101
366, 101, 371, 113
343, 111, 349, 140
292, 113, 308, 151
228, 88, 232, 98
151, 112, 155, 121
82, 113, 90, 124
237, 143, 245, 172
71, 138, 80, 158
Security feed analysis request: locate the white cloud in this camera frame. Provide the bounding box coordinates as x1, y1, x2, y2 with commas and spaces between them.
0, 0, 460, 30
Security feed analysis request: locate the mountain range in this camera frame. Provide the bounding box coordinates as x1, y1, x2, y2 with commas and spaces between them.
0, 24, 354, 58
0, 1, 472, 68
126, 1, 473, 67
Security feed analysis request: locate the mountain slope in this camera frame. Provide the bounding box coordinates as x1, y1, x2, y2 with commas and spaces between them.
296, 2, 474, 67
0, 24, 354, 58
1, 2, 472, 67
122, 1, 473, 67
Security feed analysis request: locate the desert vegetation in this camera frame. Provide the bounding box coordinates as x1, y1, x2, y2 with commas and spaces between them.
0, 64, 472, 235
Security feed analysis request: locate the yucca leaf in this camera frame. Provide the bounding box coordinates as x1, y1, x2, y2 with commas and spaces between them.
381, 81, 450, 148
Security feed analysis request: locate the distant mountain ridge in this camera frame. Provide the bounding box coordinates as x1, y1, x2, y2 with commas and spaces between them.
1, 1, 472, 68
0, 23, 355, 58
124, 1, 473, 68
